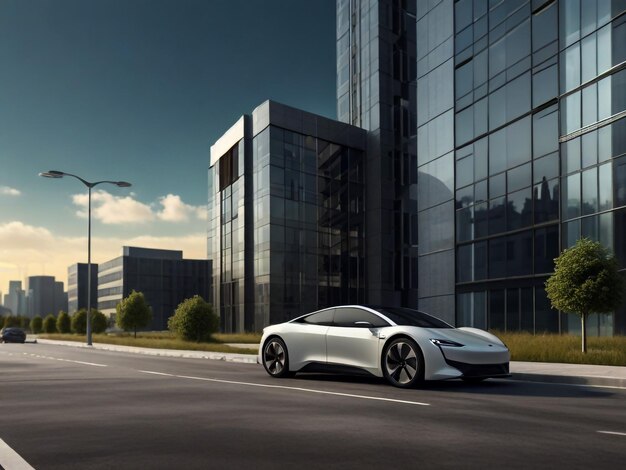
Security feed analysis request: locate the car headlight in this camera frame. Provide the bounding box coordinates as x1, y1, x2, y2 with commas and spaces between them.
430, 338, 464, 347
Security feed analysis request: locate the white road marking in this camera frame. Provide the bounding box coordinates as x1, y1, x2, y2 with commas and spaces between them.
137, 370, 430, 406
597, 431, 626, 437
0, 438, 35, 470
23, 353, 107, 367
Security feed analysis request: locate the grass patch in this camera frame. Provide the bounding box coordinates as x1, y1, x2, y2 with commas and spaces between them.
495, 332, 626, 366
212, 332, 262, 344
39, 333, 258, 355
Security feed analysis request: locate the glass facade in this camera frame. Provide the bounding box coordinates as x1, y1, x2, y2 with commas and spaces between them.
450, 0, 626, 335
97, 247, 210, 330
209, 102, 366, 332
337, 0, 419, 307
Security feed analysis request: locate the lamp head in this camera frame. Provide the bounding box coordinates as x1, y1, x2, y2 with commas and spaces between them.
116, 181, 132, 187
39, 170, 65, 179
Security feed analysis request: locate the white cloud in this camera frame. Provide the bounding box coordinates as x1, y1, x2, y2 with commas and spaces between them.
157, 194, 207, 222
0, 186, 21, 196
70, 191, 206, 224
72, 190, 154, 224
0, 220, 206, 293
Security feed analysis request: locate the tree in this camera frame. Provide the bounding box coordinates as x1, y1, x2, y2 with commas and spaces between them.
168, 296, 218, 342
71, 308, 107, 335
56, 311, 71, 334
30, 315, 43, 334
116, 290, 152, 338
4, 315, 21, 328
91, 309, 108, 334
43, 314, 57, 333
546, 238, 625, 353
71, 309, 88, 334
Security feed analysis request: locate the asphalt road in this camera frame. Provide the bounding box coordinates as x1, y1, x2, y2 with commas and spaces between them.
1, 343, 625, 470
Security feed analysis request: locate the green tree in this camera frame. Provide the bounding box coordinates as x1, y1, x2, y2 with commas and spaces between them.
71, 308, 107, 335
168, 296, 218, 342
30, 315, 43, 334
43, 314, 57, 333
116, 290, 152, 338
71, 309, 88, 334
546, 238, 625, 353
91, 309, 108, 334
4, 315, 21, 328
56, 311, 71, 334
19, 316, 29, 329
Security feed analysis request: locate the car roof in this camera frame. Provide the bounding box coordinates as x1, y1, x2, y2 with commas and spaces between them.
289, 305, 396, 325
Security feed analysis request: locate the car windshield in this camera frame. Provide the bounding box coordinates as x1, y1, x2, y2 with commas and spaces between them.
367, 306, 453, 328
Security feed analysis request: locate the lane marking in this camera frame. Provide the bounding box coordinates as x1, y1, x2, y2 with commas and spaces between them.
0, 438, 35, 470
137, 370, 430, 406
597, 431, 626, 437
22, 353, 107, 367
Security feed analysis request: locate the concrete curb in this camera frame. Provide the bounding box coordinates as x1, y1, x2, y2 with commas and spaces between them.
509, 372, 626, 388
36, 339, 258, 364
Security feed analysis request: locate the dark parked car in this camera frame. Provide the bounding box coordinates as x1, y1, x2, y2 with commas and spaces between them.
1, 327, 26, 343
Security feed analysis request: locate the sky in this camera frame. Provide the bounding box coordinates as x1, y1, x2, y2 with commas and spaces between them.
0, 0, 337, 296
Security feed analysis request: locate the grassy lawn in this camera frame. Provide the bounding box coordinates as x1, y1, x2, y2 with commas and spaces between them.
495, 332, 626, 366
38, 331, 260, 355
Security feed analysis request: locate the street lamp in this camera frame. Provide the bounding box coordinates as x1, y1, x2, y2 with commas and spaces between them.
39, 170, 131, 346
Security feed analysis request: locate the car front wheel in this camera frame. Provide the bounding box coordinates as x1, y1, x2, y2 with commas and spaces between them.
383, 338, 424, 388
262, 337, 293, 378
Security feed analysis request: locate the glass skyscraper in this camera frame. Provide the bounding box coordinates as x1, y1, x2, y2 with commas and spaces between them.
208, 0, 625, 334
209, 101, 366, 332
410, 0, 625, 334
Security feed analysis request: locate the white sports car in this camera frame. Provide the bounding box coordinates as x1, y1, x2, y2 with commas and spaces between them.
259, 305, 510, 388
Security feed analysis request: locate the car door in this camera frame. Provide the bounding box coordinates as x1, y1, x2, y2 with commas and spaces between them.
325, 307, 389, 373
285, 308, 334, 367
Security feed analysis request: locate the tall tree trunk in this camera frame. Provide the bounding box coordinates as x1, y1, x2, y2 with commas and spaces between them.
581, 313, 587, 353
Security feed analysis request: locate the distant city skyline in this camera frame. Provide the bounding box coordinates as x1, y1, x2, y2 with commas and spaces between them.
0, 0, 336, 293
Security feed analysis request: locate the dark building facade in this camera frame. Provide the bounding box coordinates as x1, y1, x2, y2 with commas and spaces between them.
413, 0, 626, 334
67, 263, 99, 314
26, 276, 67, 318
208, 101, 367, 332
208, 0, 626, 334
98, 246, 210, 330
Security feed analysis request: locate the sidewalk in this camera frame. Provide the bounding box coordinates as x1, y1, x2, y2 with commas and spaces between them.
35, 339, 626, 388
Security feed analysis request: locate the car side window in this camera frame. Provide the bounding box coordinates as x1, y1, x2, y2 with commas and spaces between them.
299, 309, 334, 326
333, 308, 389, 327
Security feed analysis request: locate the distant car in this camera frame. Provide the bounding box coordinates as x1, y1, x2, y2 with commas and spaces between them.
1, 327, 26, 344
260, 305, 510, 388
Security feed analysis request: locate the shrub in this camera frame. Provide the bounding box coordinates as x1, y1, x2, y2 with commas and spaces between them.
91, 309, 108, 334
56, 311, 71, 334
168, 296, 218, 342
116, 290, 152, 338
43, 314, 57, 333
71, 308, 107, 335
30, 315, 43, 334
4, 315, 21, 328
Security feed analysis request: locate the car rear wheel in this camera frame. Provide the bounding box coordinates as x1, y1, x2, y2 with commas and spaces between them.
383, 338, 424, 388
262, 337, 293, 378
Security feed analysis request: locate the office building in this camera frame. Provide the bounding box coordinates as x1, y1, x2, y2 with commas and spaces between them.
27, 276, 67, 318
98, 246, 210, 330
3, 280, 26, 316
208, 101, 366, 332
67, 263, 99, 314
208, 0, 626, 334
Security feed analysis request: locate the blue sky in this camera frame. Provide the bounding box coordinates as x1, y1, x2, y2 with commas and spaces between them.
0, 0, 336, 294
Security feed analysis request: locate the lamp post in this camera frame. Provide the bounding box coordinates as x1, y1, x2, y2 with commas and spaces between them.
39, 170, 131, 346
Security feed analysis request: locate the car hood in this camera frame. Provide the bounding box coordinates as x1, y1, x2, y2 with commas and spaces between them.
419, 327, 506, 348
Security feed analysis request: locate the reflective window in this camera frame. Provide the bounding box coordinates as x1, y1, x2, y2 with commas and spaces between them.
533, 106, 559, 158
563, 173, 581, 219
534, 225, 559, 274
298, 309, 334, 326
534, 178, 559, 223
333, 308, 390, 328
